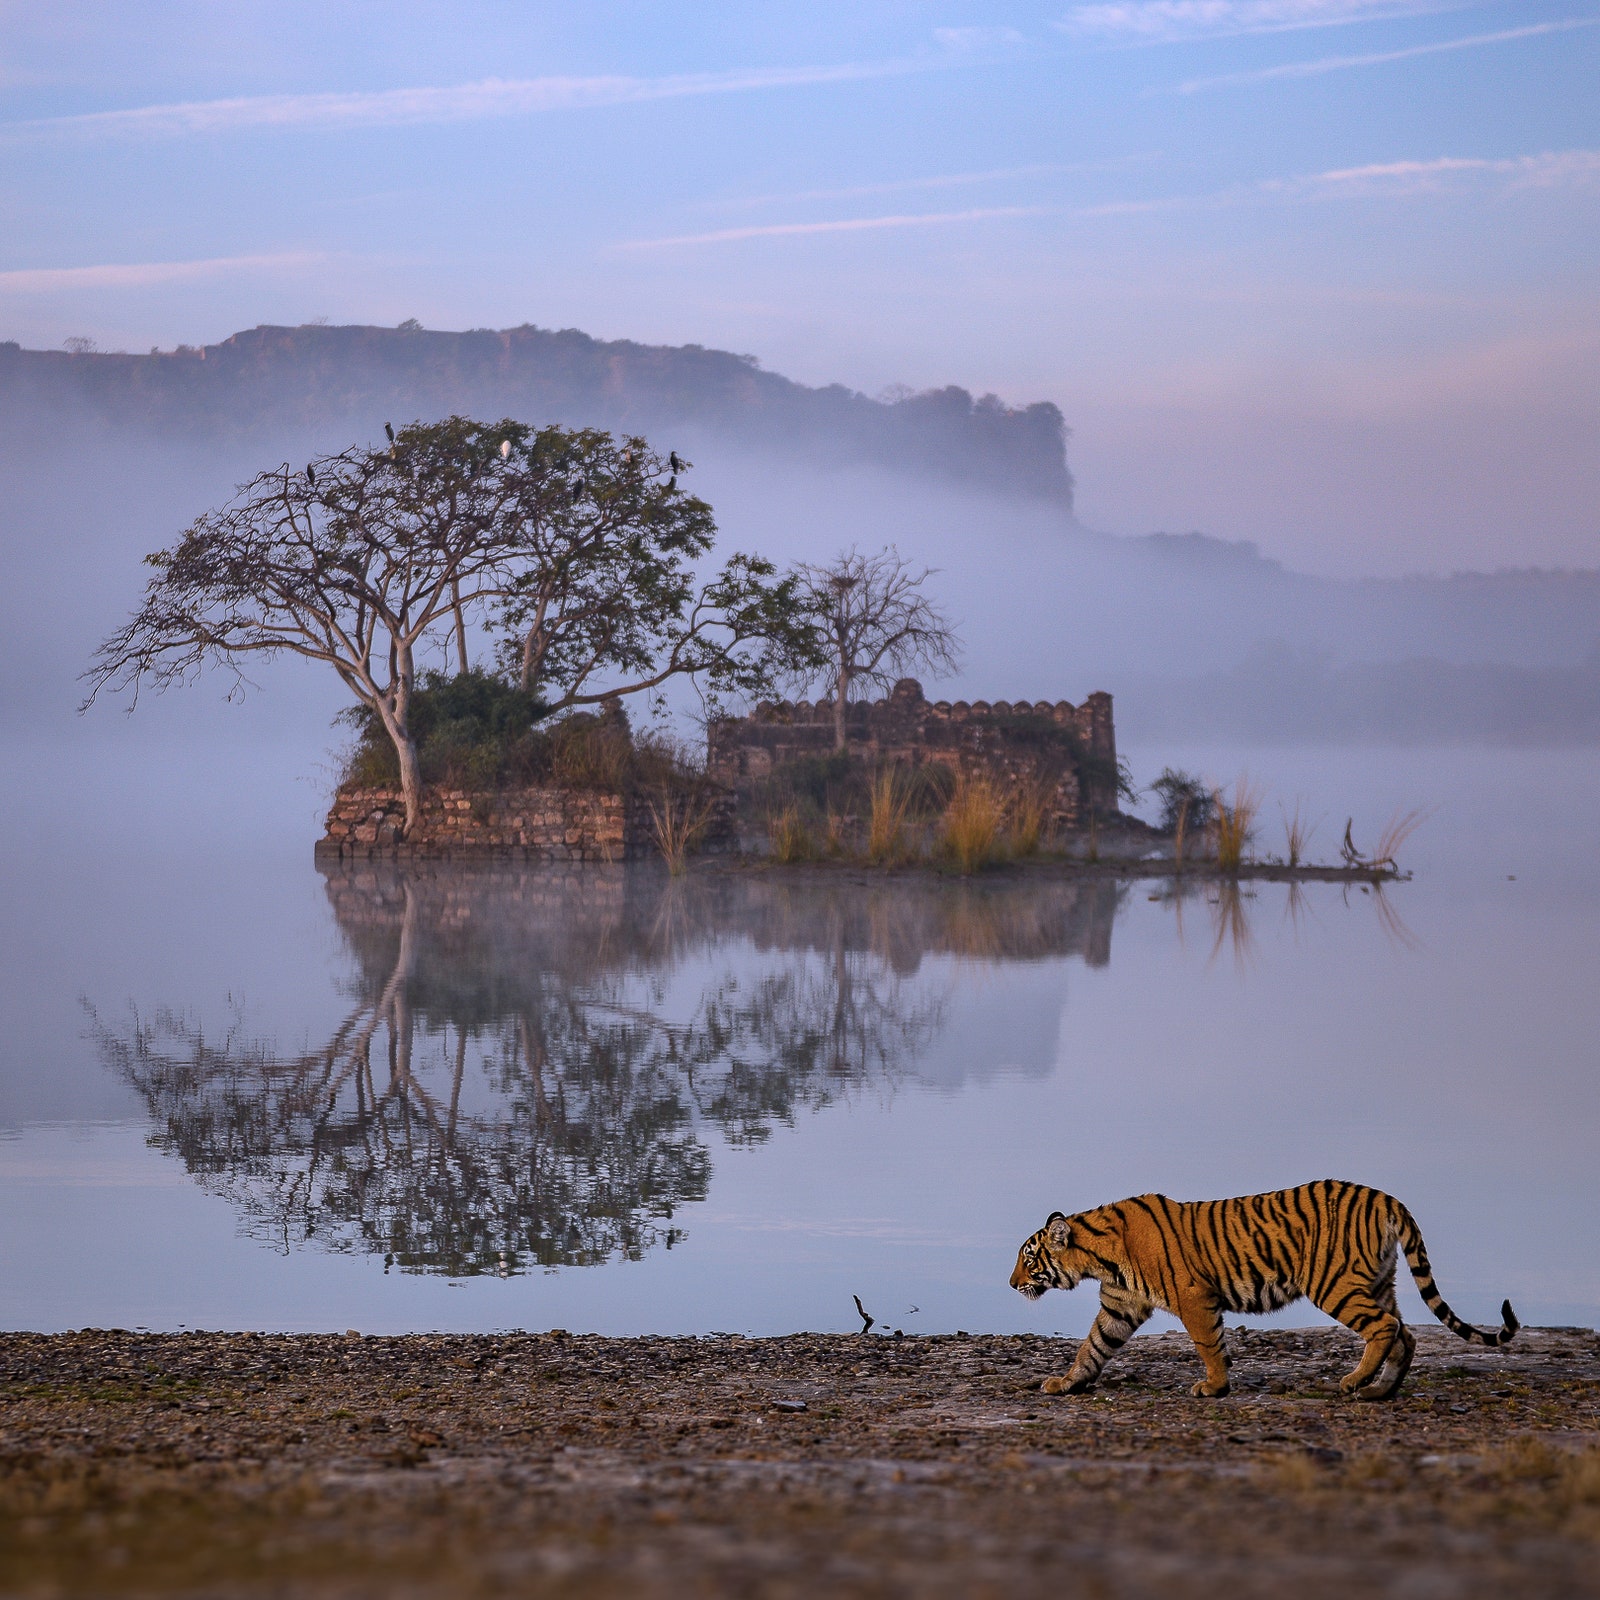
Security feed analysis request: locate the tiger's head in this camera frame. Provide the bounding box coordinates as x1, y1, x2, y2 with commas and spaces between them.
1010, 1212, 1081, 1300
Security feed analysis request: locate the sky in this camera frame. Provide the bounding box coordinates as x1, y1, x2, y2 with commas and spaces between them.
1, 0, 1597, 576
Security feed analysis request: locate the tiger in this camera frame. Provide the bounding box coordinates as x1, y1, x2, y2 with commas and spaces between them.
1009, 1179, 1518, 1401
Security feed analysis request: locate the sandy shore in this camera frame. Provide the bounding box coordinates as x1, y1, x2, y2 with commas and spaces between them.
2, 1324, 1597, 1597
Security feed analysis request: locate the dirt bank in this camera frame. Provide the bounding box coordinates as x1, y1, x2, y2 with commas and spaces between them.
2, 1325, 1597, 1598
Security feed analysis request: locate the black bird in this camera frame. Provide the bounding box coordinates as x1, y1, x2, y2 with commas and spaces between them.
384, 422, 395, 443
306, 463, 316, 488
666, 475, 676, 492
669, 451, 685, 474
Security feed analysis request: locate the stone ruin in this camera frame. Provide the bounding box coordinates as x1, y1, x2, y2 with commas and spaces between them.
708, 679, 1119, 829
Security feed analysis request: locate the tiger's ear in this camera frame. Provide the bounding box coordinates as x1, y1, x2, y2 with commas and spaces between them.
1046, 1212, 1070, 1247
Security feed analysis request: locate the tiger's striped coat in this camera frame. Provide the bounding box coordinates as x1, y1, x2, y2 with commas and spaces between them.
1009, 1180, 1517, 1400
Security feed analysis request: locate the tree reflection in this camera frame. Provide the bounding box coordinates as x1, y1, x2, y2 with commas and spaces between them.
90, 866, 1123, 1277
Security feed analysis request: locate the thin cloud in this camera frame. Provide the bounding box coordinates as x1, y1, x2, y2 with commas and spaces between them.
621, 206, 1050, 250
0, 60, 932, 144
1299, 149, 1600, 192
1075, 147, 1600, 215
1174, 18, 1600, 92
1059, 1, 1459, 42
0, 252, 325, 292
719, 160, 1137, 209
931, 26, 1027, 51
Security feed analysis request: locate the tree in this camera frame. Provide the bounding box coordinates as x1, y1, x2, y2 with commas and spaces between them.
84, 417, 809, 836
488, 431, 809, 715
792, 546, 961, 751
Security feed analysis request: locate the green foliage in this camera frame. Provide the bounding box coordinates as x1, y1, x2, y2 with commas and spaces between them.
339, 669, 690, 793
1149, 767, 1216, 834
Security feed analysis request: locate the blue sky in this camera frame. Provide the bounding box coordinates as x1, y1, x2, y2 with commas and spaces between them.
2, 0, 1596, 574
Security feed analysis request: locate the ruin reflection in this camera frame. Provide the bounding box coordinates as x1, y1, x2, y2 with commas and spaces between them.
89, 866, 1125, 1277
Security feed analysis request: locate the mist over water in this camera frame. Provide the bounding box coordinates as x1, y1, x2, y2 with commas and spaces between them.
2, 745, 1596, 1337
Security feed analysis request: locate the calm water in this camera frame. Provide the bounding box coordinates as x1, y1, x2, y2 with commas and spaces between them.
2, 745, 1597, 1338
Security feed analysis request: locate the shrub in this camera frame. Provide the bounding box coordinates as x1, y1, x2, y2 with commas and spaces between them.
1149, 768, 1215, 835
337, 669, 693, 794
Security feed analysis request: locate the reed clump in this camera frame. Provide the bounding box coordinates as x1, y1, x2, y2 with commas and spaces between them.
867, 766, 916, 864
1213, 775, 1264, 874
1280, 797, 1316, 869
822, 811, 849, 857
767, 805, 813, 864
941, 772, 1006, 875
1373, 806, 1432, 870
1006, 777, 1053, 859
648, 786, 720, 876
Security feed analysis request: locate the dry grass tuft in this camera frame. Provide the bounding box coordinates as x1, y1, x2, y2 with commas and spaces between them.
1280, 797, 1317, 869
1213, 775, 1264, 873
767, 805, 813, 864
647, 787, 719, 876
1005, 778, 1053, 859
1373, 806, 1433, 870
822, 811, 849, 857
867, 766, 916, 865
941, 772, 1006, 875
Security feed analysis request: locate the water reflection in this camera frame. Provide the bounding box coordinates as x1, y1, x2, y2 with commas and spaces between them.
1147, 874, 1415, 968
88, 867, 1124, 1277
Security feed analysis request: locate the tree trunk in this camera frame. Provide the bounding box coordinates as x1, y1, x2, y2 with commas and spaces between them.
377, 644, 422, 837
519, 627, 537, 695
833, 660, 850, 753
451, 580, 469, 676
394, 731, 424, 838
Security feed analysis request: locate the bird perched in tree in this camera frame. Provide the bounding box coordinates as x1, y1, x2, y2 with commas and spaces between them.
384, 422, 394, 443
666, 475, 676, 492
669, 451, 686, 473
500, 439, 511, 459
306, 463, 316, 488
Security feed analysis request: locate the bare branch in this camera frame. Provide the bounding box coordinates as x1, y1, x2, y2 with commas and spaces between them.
788, 546, 961, 750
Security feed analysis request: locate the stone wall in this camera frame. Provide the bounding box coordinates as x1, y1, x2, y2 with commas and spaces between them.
708, 679, 1118, 826
316, 783, 734, 862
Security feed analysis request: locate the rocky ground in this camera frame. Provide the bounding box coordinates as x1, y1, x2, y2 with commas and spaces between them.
2, 1324, 1597, 1598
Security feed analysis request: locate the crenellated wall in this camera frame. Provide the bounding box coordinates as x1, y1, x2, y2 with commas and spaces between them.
708, 679, 1118, 826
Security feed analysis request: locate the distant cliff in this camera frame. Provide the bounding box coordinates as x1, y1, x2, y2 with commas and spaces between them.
0, 323, 1075, 510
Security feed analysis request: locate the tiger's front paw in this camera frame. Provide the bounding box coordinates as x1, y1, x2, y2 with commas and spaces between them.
1189, 1378, 1230, 1398
1042, 1373, 1093, 1396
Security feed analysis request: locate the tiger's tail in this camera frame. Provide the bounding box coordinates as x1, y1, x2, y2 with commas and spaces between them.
1398, 1206, 1518, 1347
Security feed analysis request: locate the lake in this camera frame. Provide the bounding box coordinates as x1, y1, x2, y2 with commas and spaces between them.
2, 743, 1596, 1339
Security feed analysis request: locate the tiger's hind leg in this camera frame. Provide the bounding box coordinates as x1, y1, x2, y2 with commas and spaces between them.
1314, 1285, 1402, 1395
1361, 1323, 1416, 1402
1356, 1265, 1416, 1402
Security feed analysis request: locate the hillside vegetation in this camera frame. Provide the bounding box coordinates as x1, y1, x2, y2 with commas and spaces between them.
0, 323, 1074, 508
